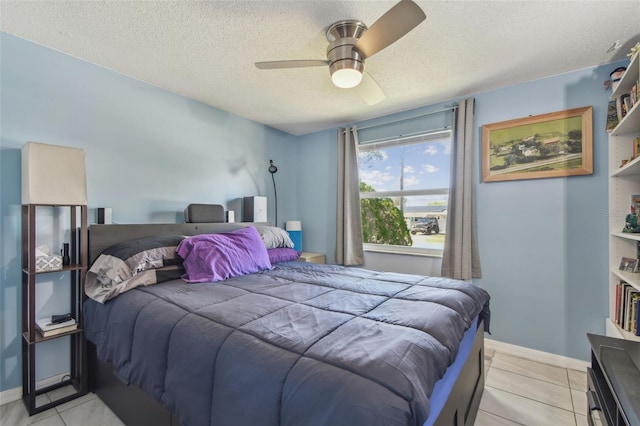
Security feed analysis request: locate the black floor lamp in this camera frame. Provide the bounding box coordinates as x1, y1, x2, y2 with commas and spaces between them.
269, 160, 278, 226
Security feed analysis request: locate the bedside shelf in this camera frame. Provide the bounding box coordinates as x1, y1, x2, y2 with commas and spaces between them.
22, 328, 83, 344
22, 264, 86, 275
21, 204, 88, 415
297, 252, 326, 264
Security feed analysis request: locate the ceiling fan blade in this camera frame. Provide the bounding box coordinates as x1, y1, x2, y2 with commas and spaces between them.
356, 72, 385, 105
354, 0, 426, 58
255, 60, 329, 70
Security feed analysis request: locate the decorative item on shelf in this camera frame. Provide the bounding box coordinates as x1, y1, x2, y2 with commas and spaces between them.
22, 141, 87, 205
623, 203, 640, 233
61, 243, 70, 266
34, 245, 62, 272
619, 257, 638, 272
285, 220, 302, 251
243, 196, 267, 222
621, 159, 630, 168
97, 207, 112, 224
610, 66, 627, 92
628, 42, 640, 58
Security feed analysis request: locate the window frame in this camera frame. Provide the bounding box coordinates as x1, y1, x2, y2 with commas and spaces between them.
358, 130, 452, 257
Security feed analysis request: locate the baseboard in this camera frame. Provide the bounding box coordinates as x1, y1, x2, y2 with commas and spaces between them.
485, 338, 589, 371
0, 372, 69, 406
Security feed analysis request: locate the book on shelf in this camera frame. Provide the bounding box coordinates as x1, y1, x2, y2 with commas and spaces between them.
617, 282, 628, 327
617, 96, 623, 122
606, 99, 619, 131
615, 283, 621, 324
624, 286, 636, 330
35, 316, 77, 338
615, 281, 640, 335
623, 289, 640, 331
631, 297, 640, 336
621, 94, 631, 118
635, 299, 640, 336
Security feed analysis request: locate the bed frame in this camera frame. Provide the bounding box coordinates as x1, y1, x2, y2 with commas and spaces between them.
85, 223, 485, 426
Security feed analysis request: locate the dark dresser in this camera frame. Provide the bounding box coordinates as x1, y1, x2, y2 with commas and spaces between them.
587, 334, 640, 426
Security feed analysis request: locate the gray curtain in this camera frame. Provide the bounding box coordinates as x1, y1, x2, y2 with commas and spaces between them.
336, 126, 364, 265
441, 98, 482, 279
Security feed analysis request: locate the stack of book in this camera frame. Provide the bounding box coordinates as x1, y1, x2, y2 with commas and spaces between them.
614, 281, 640, 336
35, 316, 77, 338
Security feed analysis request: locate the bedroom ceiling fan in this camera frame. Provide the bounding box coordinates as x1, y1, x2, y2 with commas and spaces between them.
255, 0, 426, 106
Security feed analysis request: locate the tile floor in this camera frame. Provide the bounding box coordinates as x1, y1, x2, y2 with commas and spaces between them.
0, 347, 589, 426
477, 345, 588, 426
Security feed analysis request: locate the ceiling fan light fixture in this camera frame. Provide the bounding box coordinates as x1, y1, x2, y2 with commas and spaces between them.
330, 60, 364, 88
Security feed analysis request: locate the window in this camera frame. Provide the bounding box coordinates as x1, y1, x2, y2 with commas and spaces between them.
358, 130, 451, 255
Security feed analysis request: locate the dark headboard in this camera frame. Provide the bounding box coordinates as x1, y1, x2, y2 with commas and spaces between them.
88, 222, 269, 264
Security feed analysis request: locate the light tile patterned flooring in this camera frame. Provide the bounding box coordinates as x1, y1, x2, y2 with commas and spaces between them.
0, 346, 589, 426
477, 345, 588, 426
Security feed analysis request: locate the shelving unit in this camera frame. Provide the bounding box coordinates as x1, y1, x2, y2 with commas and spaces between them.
607, 52, 640, 342
21, 204, 88, 415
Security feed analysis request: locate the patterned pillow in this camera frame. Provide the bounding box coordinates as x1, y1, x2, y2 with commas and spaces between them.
85, 235, 185, 303
255, 226, 295, 249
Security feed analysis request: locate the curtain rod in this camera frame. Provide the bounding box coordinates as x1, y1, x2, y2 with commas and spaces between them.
355, 104, 458, 132
359, 127, 451, 146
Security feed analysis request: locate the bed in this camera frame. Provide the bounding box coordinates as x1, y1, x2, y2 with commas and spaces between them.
83, 223, 490, 426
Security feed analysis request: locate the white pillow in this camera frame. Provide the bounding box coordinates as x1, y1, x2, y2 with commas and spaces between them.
255, 226, 295, 249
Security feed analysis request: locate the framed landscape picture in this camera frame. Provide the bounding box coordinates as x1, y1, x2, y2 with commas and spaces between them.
482, 106, 593, 183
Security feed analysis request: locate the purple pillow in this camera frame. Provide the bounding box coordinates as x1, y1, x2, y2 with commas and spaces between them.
176, 226, 271, 283
267, 248, 300, 264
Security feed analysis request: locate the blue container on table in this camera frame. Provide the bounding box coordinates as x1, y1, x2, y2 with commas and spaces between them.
285, 221, 302, 251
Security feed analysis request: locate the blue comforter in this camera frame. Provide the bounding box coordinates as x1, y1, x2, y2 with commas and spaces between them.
84, 262, 490, 426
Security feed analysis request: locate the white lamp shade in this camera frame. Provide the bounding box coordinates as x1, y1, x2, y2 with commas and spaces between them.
22, 141, 87, 205
285, 221, 302, 231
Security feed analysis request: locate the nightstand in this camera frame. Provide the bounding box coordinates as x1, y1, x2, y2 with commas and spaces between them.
297, 252, 326, 264
22, 204, 88, 415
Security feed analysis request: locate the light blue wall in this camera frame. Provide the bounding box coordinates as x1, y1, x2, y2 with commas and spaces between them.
298, 63, 623, 360
0, 33, 298, 392
474, 64, 616, 360
296, 129, 338, 261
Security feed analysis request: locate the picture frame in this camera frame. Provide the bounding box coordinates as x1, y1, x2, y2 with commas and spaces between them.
482, 106, 593, 183
619, 257, 638, 273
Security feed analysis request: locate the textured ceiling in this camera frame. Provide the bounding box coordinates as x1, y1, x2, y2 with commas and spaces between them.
1, 1, 639, 136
